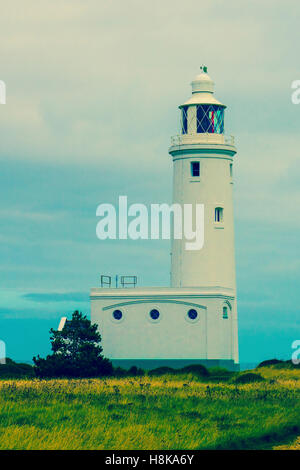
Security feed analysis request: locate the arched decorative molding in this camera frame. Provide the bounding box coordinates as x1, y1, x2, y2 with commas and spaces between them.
223, 300, 232, 310
103, 299, 207, 312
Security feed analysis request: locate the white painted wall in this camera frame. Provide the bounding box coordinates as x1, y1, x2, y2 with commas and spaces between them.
170, 148, 236, 289
91, 287, 236, 362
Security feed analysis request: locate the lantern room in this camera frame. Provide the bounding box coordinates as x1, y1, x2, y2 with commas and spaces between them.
179, 66, 226, 136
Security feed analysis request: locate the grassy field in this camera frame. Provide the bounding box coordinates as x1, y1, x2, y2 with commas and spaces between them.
0, 366, 299, 450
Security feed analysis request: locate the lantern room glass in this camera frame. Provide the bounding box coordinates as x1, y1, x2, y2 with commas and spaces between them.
181, 106, 188, 134
196, 105, 224, 134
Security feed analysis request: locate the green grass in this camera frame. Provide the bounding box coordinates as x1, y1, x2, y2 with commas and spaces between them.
0, 367, 299, 450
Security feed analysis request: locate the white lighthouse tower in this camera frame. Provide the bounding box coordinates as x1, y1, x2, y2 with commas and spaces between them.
91, 67, 239, 370
169, 67, 239, 365
170, 67, 237, 292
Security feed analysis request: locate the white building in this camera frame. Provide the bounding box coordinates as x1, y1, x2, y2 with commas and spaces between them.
91, 68, 239, 371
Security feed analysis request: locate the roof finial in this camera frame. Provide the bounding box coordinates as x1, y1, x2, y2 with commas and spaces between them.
200, 65, 208, 73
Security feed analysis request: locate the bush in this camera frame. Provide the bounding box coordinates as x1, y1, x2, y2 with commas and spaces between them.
233, 372, 265, 384
148, 367, 175, 376
284, 359, 300, 368
128, 366, 144, 377
257, 359, 299, 370
207, 367, 234, 382
148, 364, 209, 378
257, 359, 284, 368
113, 367, 128, 377
0, 358, 34, 378
179, 364, 209, 377
33, 353, 113, 378
209, 367, 233, 377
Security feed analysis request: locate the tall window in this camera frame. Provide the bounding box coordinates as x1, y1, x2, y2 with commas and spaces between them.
215, 207, 223, 223
181, 106, 188, 134
230, 163, 233, 178
223, 306, 228, 319
191, 161, 200, 177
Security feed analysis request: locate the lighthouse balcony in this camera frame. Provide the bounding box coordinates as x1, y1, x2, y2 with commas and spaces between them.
170, 133, 234, 147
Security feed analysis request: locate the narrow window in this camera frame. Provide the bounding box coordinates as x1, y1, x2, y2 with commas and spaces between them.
223, 306, 228, 319
181, 107, 188, 134
215, 207, 223, 223
191, 161, 200, 177
230, 163, 233, 178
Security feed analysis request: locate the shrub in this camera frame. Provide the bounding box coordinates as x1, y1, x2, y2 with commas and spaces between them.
33, 353, 113, 378
0, 358, 34, 378
148, 364, 209, 378
207, 367, 234, 382
128, 366, 144, 377
284, 359, 300, 368
233, 372, 265, 384
257, 359, 299, 370
209, 367, 233, 377
257, 359, 284, 368
179, 364, 209, 377
113, 367, 128, 377
148, 367, 175, 376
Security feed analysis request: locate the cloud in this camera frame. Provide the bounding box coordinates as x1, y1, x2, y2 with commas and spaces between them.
0, 307, 65, 320
22, 292, 89, 303
0, 0, 299, 167
0, 0, 299, 363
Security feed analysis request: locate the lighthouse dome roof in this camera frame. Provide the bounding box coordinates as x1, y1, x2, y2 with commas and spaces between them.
192, 70, 214, 93
180, 68, 226, 108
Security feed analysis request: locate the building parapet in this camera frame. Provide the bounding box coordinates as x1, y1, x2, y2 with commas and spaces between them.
170, 133, 234, 147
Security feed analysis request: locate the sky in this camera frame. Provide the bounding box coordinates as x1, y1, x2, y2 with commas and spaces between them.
0, 0, 299, 365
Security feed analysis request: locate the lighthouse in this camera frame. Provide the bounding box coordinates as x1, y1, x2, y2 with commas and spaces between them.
170, 67, 237, 290
91, 67, 239, 370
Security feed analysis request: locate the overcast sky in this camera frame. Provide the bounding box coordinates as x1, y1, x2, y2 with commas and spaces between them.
0, 0, 299, 364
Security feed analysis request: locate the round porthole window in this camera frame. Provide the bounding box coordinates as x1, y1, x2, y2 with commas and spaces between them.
149, 309, 160, 320
187, 309, 198, 320
113, 309, 123, 320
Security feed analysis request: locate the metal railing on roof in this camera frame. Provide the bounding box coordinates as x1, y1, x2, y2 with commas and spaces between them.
100, 275, 138, 288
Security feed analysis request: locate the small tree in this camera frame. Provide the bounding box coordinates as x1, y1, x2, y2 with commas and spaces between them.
33, 311, 113, 378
